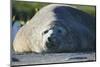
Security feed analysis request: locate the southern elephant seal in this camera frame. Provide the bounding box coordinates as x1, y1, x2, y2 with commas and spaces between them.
13, 4, 96, 53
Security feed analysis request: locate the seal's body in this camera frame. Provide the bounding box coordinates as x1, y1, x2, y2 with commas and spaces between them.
13, 4, 96, 53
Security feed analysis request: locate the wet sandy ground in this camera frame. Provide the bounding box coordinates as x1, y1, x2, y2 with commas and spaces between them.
11, 52, 96, 66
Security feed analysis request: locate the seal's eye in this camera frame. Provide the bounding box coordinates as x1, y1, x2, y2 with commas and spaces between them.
43, 30, 49, 34
57, 29, 62, 33
56, 27, 66, 35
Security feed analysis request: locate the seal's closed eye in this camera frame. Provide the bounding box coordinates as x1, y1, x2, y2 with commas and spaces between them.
43, 30, 49, 34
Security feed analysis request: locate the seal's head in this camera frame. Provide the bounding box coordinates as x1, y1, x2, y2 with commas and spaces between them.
41, 21, 74, 53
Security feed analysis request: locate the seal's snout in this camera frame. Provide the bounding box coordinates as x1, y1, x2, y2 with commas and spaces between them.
46, 36, 58, 49
48, 35, 57, 43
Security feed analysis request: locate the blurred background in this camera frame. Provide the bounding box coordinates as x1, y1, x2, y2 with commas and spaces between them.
12, 1, 49, 24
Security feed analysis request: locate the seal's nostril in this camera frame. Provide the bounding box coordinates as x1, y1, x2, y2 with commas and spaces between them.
48, 37, 51, 42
